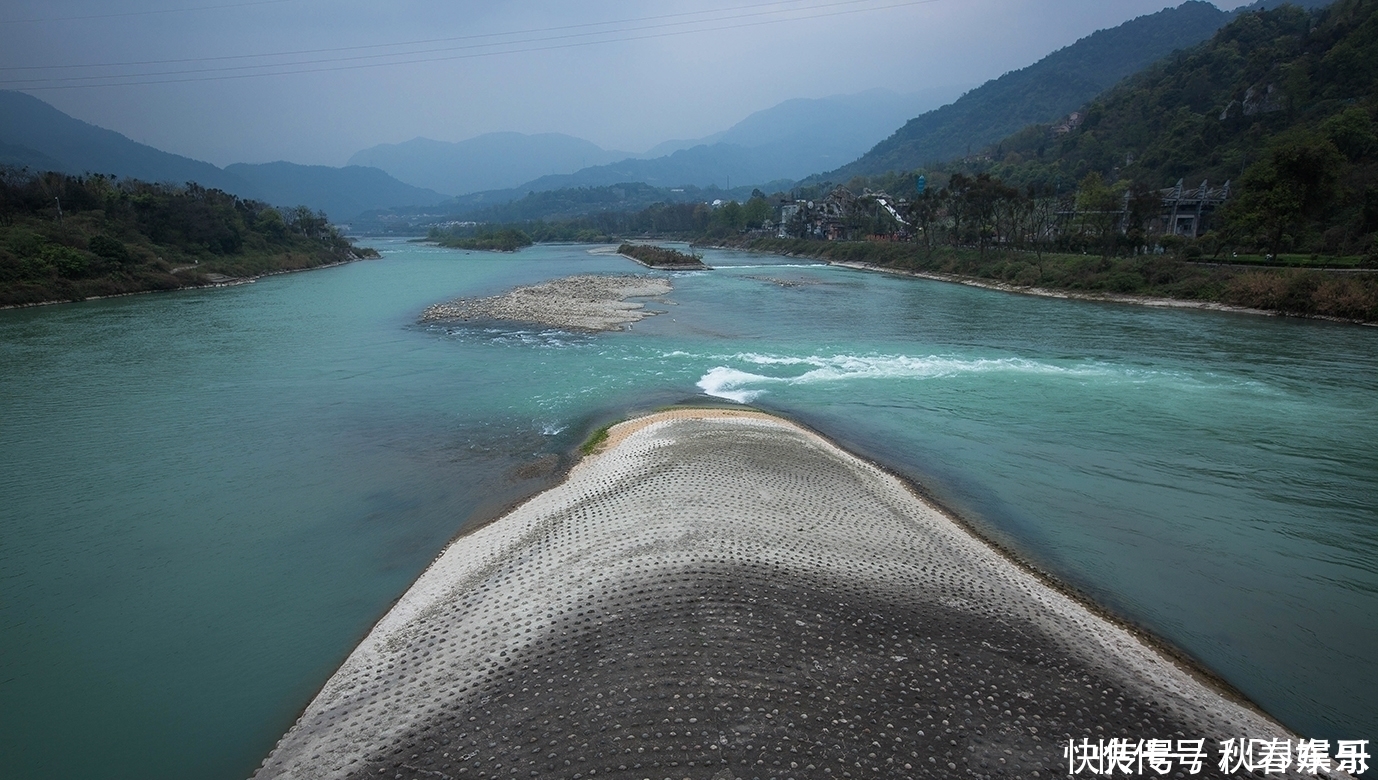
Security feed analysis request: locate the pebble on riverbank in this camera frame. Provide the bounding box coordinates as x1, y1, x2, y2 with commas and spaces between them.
419, 274, 671, 332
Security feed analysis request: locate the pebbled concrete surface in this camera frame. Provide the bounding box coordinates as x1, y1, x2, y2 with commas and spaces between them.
253, 410, 1318, 780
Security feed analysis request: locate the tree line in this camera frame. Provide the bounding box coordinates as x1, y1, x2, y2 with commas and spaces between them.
436, 192, 778, 245
0, 168, 371, 306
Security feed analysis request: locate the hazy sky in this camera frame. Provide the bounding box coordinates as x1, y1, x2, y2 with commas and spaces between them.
0, 0, 1257, 167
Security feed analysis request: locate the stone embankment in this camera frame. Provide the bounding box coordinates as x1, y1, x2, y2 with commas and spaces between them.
420, 274, 671, 332
254, 410, 1321, 780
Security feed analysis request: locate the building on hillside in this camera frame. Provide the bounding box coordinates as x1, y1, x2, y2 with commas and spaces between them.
1052, 112, 1085, 136
774, 186, 853, 240
817, 186, 856, 240
773, 186, 914, 241
776, 201, 804, 238
1159, 179, 1230, 237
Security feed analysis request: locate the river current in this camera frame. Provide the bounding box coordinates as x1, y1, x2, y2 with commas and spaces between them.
1, 240, 1374, 779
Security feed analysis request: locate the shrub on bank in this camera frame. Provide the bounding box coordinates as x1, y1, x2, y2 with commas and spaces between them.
617, 244, 707, 268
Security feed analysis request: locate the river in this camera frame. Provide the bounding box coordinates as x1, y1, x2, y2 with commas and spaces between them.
1, 239, 1373, 779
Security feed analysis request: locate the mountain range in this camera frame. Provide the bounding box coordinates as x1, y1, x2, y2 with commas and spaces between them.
0, 91, 247, 193
366, 0, 1306, 222
513, 87, 964, 193
358, 0, 1304, 227
350, 87, 963, 197
0, 91, 446, 221
347, 133, 634, 196
1, 86, 957, 219
3, 0, 1336, 227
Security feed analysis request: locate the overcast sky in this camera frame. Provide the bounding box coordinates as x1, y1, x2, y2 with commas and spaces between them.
0, 0, 1256, 167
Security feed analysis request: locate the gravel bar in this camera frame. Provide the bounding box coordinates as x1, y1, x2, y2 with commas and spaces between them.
420, 275, 671, 332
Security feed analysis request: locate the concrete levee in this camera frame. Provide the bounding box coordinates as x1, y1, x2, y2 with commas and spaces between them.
253, 410, 1323, 780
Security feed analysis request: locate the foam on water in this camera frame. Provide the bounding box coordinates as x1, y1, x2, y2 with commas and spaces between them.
698, 352, 1148, 401
436, 325, 588, 349
696, 366, 770, 403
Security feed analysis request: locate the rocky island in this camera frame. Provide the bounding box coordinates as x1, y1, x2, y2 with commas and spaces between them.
618, 243, 711, 270
420, 274, 671, 331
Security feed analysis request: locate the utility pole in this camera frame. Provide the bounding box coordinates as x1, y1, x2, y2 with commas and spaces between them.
54, 196, 62, 224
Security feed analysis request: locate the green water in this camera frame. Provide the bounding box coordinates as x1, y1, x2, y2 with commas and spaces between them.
1, 240, 1374, 779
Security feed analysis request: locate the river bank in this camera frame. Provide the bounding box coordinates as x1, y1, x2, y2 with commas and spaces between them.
0, 251, 376, 310
716, 237, 1378, 325
254, 409, 1307, 780
829, 260, 1284, 317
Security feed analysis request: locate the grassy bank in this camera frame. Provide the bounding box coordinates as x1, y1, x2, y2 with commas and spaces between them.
730, 238, 1378, 323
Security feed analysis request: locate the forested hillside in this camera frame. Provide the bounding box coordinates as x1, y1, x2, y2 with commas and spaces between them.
955, 0, 1377, 258
686, 2, 1377, 323
0, 170, 374, 306
812, 1, 1233, 181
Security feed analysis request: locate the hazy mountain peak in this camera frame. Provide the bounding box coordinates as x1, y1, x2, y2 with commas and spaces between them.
347, 132, 634, 195
224, 161, 447, 220
503, 86, 966, 195
0, 89, 247, 193
0, 91, 455, 221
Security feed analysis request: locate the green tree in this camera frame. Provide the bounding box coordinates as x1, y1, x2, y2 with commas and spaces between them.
87, 234, 131, 264
907, 191, 939, 254
1075, 172, 1125, 257
741, 195, 772, 229
1321, 106, 1377, 162
1225, 131, 1345, 256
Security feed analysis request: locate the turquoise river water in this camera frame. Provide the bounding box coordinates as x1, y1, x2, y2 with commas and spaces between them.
1, 240, 1374, 779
